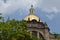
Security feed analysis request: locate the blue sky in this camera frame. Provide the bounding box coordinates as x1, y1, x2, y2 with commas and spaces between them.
0, 0, 60, 33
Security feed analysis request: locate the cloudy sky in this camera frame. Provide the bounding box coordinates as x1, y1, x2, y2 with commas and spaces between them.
0, 0, 60, 33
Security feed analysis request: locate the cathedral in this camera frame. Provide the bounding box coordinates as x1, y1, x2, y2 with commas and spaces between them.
24, 5, 58, 40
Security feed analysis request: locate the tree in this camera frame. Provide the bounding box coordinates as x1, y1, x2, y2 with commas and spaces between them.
54, 33, 59, 38
53, 33, 60, 40
0, 13, 2, 20
0, 19, 41, 40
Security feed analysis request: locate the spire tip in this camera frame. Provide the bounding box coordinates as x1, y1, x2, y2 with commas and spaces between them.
31, 5, 33, 7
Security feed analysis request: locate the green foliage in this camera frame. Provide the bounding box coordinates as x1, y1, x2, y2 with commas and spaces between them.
58, 38, 60, 40
53, 33, 60, 40
0, 13, 2, 20
0, 16, 2, 19
0, 19, 41, 40
54, 33, 59, 38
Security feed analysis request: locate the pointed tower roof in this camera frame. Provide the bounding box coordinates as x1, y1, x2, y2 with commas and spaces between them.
24, 5, 40, 22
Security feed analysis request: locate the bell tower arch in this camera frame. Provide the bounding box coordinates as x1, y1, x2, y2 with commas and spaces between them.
24, 5, 50, 40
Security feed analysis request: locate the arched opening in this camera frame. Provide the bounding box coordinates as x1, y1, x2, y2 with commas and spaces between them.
32, 31, 45, 40
32, 31, 37, 37
39, 33, 45, 40
31, 19, 37, 24
32, 19, 37, 22
10, 31, 45, 40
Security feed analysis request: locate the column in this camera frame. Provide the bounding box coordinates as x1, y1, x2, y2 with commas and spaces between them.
37, 32, 39, 38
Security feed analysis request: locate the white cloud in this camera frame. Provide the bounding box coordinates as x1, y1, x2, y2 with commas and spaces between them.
0, 0, 14, 14
0, 0, 42, 15
52, 7, 58, 14
39, 0, 60, 13
0, 0, 60, 20
42, 7, 58, 14
39, 0, 60, 20
46, 14, 54, 20
42, 7, 59, 20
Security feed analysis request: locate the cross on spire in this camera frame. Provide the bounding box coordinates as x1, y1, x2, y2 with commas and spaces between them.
29, 5, 35, 15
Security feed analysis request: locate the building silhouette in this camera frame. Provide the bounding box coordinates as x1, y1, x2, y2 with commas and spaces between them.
24, 5, 58, 40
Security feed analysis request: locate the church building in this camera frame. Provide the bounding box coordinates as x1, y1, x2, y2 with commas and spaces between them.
24, 5, 58, 40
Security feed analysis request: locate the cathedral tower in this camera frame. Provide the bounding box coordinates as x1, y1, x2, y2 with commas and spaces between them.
24, 5, 56, 40
24, 5, 40, 22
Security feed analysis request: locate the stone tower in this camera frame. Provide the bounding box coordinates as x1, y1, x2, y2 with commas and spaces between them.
24, 5, 56, 40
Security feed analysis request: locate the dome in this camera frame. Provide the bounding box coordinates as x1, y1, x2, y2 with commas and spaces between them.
24, 15, 39, 22
24, 5, 40, 22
